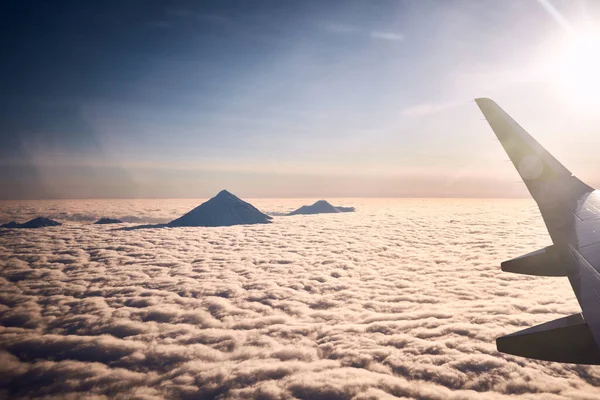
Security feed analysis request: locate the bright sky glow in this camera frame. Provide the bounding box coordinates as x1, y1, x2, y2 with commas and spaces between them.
555, 29, 600, 107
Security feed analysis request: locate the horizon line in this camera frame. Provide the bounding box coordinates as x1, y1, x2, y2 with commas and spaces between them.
0, 195, 533, 201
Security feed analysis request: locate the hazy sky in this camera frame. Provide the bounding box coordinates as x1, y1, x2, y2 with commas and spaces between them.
2, 0, 600, 199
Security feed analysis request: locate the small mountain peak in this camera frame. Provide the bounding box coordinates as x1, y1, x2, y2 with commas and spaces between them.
287, 200, 355, 216
215, 189, 236, 199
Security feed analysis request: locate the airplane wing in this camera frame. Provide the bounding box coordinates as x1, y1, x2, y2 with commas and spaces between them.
476, 98, 600, 364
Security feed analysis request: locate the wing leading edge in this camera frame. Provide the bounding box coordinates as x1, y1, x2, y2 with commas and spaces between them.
475, 98, 591, 207
476, 98, 600, 364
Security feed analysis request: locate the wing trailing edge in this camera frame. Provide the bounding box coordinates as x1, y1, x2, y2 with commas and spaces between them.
497, 313, 600, 364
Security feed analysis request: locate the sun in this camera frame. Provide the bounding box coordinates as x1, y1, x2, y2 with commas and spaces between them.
555, 30, 600, 106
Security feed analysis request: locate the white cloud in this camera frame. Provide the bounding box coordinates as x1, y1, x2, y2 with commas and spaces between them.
400, 101, 463, 117
370, 31, 405, 41
0, 198, 598, 398
323, 24, 404, 42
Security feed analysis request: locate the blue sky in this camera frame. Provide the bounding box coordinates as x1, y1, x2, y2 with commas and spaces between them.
2, 0, 600, 199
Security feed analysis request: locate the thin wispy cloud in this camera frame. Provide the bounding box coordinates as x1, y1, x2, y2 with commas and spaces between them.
370, 31, 404, 41
166, 7, 229, 24
400, 101, 461, 117
323, 23, 404, 42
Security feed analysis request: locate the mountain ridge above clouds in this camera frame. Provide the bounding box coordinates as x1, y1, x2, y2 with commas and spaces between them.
93, 218, 123, 225
0, 217, 62, 228
287, 200, 355, 216
168, 190, 272, 227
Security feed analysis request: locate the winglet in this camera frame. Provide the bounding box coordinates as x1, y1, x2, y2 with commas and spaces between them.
475, 98, 592, 203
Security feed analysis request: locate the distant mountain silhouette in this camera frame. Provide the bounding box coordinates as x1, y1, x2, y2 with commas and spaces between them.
94, 218, 123, 225
287, 200, 355, 216
1, 217, 62, 228
169, 190, 272, 227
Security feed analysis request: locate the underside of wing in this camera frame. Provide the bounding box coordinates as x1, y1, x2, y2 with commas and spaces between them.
501, 245, 566, 276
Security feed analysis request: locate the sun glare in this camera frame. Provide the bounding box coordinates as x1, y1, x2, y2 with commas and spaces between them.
555, 30, 600, 107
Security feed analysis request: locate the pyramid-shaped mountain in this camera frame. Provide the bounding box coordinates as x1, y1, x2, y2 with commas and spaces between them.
1, 217, 62, 228
169, 190, 272, 227
287, 200, 355, 216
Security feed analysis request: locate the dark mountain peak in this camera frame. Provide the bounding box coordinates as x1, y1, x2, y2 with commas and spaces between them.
212, 189, 240, 202
216, 189, 234, 197
287, 200, 355, 216
169, 190, 271, 227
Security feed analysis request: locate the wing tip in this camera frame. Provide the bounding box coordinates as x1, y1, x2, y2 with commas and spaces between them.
474, 97, 496, 110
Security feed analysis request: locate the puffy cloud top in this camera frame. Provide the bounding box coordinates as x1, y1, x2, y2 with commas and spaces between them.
1, 198, 599, 398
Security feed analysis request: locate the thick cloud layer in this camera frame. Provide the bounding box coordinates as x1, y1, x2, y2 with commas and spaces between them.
1, 198, 600, 399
